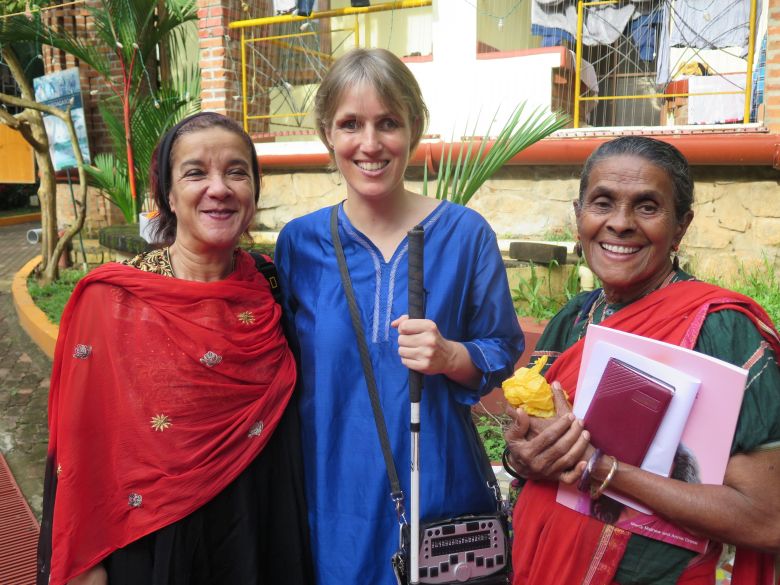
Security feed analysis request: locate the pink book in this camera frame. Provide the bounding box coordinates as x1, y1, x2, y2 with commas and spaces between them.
555, 325, 748, 553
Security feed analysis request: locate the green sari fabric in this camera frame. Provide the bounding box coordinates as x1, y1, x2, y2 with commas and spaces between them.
530, 270, 780, 585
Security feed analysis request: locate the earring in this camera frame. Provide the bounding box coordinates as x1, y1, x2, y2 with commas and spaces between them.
672, 245, 680, 270
574, 238, 583, 258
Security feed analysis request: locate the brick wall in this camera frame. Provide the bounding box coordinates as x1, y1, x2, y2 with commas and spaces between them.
198, 0, 246, 118
198, 0, 278, 133
55, 182, 125, 237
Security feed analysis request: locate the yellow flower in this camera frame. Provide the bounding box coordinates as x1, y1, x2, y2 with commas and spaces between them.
151, 413, 172, 432
237, 311, 255, 324
502, 355, 555, 417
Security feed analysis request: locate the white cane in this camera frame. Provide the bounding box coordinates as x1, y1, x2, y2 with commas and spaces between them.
407, 225, 424, 584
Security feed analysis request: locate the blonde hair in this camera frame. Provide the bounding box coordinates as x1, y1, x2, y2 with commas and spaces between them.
315, 48, 429, 154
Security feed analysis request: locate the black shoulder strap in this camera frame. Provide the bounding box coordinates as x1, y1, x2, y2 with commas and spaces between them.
330, 206, 405, 515
250, 251, 282, 305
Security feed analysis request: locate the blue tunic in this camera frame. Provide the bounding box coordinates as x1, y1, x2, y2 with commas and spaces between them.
275, 201, 524, 585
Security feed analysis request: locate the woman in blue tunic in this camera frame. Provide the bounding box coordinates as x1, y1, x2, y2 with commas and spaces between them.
275, 48, 524, 585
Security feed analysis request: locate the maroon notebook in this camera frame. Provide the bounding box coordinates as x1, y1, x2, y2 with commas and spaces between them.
583, 357, 675, 467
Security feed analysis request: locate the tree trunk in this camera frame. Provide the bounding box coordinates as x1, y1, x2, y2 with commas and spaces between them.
1, 46, 58, 275
41, 107, 87, 286
0, 48, 89, 285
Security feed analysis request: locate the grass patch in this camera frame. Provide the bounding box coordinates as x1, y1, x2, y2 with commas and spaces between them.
712, 258, 780, 326
28, 269, 86, 325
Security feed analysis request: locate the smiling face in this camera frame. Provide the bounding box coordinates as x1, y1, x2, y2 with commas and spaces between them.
324, 82, 413, 203
168, 127, 256, 254
576, 154, 693, 304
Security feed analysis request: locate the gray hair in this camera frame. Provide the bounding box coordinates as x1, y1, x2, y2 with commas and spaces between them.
579, 136, 694, 221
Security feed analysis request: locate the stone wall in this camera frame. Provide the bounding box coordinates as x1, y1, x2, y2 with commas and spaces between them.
685, 167, 780, 278
256, 165, 780, 280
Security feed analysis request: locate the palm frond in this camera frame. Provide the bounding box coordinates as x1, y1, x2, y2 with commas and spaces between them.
3, 0, 199, 223
156, 0, 198, 48
435, 103, 568, 206
0, 14, 112, 79
131, 86, 200, 202
97, 97, 126, 153
86, 154, 134, 222
165, 21, 200, 89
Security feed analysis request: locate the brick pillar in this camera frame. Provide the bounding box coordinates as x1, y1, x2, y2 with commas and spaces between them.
198, 0, 278, 129
198, 0, 247, 120
765, 0, 780, 132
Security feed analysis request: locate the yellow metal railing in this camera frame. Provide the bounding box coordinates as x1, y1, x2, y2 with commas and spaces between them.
572, 0, 758, 128
229, 0, 432, 133
229, 0, 431, 29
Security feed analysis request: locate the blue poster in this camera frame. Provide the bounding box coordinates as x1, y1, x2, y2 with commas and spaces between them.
33, 68, 91, 171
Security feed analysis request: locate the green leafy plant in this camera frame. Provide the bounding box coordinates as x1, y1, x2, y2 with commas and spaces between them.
563, 258, 584, 302
512, 261, 555, 320
88, 73, 201, 222
423, 103, 568, 206
1, 0, 199, 222
473, 412, 509, 463
513, 259, 582, 320
0, 1, 55, 16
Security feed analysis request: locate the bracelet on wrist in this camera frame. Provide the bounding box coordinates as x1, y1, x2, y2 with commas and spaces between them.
502, 446, 524, 481
590, 455, 618, 500
577, 448, 603, 493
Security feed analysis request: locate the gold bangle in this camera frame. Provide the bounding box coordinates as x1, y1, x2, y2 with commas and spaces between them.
590, 455, 618, 500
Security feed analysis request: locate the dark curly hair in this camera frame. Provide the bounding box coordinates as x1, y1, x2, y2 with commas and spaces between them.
150, 112, 261, 245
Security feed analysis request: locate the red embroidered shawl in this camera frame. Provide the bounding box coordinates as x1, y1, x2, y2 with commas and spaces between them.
512, 280, 780, 585
43, 251, 296, 585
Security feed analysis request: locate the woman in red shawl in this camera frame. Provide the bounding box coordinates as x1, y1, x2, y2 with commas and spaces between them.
36, 112, 313, 585
505, 136, 780, 585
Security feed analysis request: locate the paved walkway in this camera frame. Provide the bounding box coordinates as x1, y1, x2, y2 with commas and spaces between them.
0, 222, 51, 517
